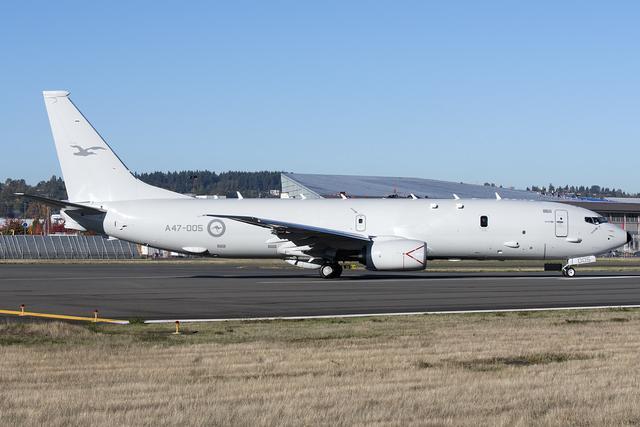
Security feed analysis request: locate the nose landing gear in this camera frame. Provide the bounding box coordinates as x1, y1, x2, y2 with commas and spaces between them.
561, 255, 596, 278
319, 262, 343, 279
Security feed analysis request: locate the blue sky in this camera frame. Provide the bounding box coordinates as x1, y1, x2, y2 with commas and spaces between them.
1, 1, 639, 192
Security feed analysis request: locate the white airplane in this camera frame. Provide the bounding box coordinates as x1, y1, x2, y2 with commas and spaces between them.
19, 91, 631, 279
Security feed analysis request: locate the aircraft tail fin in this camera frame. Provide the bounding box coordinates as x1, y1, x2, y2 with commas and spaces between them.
42, 91, 189, 202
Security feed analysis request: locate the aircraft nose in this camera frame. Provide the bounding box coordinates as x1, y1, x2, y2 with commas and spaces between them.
628, 232, 633, 244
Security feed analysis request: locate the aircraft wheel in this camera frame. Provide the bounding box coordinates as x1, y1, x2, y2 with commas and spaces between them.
319, 264, 335, 279
563, 267, 576, 278
319, 263, 342, 279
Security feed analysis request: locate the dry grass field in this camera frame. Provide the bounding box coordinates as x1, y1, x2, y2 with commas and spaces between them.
2, 310, 640, 426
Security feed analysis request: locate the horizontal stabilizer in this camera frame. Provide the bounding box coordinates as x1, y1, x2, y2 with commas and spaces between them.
15, 193, 104, 213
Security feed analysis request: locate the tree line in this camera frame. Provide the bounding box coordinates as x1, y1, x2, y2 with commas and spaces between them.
482, 182, 638, 198
525, 184, 638, 198
135, 170, 282, 198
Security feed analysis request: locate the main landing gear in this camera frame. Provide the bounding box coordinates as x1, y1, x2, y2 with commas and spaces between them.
319, 262, 343, 279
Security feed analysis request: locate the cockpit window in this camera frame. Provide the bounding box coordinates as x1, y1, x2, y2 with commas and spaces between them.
585, 216, 608, 225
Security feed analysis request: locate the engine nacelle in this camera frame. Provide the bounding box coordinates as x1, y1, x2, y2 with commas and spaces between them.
365, 239, 427, 271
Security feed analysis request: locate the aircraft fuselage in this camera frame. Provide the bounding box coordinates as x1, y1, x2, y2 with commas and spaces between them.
100, 198, 628, 261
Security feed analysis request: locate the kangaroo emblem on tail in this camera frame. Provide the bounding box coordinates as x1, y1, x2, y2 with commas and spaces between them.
70, 145, 106, 156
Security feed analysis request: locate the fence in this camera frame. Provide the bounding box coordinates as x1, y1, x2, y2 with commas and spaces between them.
0, 235, 140, 259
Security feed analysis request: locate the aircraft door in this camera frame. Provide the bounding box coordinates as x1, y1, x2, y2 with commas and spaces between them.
555, 210, 568, 237
355, 214, 366, 232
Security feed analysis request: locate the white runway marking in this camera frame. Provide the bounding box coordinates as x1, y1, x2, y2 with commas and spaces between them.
145, 304, 640, 323
0, 275, 181, 282
559, 276, 640, 281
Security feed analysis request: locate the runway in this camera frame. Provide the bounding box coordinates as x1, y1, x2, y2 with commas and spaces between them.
1, 263, 640, 320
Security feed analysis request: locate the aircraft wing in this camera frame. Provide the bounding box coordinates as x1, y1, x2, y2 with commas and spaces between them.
206, 214, 370, 252
15, 193, 105, 214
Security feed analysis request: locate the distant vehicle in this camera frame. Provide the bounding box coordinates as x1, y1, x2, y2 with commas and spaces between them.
601, 250, 622, 258
634, 251, 640, 257
17, 90, 632, 279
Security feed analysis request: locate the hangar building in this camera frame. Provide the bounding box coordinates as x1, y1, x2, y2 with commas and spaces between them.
281, 173, 543, 200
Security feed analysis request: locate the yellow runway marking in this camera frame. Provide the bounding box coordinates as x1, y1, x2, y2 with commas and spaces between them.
0, 309, 129, 324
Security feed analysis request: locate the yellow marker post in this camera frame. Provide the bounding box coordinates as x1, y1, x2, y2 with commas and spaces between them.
20, 304, 25, 316
173, 320, 181, 335
94, 310, 99, 322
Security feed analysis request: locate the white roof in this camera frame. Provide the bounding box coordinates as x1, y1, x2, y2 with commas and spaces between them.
608, 198, 640, 204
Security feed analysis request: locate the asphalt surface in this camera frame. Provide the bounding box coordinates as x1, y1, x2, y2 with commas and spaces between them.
1, 263, 640, 320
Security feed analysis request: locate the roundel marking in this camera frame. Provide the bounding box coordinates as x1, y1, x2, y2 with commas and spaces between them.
207, 219, 226, 237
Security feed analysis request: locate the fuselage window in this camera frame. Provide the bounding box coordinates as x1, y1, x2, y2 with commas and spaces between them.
480, 215, 488, 227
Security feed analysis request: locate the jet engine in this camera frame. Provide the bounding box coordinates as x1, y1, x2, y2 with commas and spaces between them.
365, 239, 427, 271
